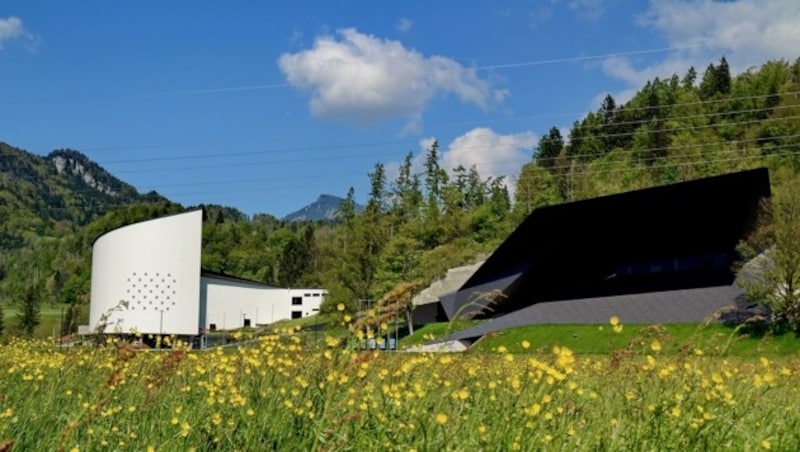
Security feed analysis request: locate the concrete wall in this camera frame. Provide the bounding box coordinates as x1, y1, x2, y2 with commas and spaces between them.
202, 278, 324, 331
90, 210, 202, 335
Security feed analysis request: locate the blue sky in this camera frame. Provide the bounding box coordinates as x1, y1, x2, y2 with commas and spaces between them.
1, 1, 799, 218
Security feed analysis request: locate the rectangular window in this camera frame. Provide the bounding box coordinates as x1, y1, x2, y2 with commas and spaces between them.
291, 311, 302, 319
312, 293, 320, 297
304, 293, 311, 297
291, 296, 302, 305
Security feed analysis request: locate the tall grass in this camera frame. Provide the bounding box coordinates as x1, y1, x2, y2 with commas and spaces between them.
0, 324, 798, 450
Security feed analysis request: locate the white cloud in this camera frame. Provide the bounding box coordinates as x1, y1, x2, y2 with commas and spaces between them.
0, 16, 39, 52
277, 28, 505, 125
441, 128, 536, 198
599, 0, 800, 99
0, 16, 24, 48
395, 18, 413, 32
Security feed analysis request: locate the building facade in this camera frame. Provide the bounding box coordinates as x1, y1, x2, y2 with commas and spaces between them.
89, 210, 325, 338
413, 168, 771, 344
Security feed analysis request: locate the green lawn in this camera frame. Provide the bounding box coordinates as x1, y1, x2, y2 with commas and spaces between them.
1, 304, 70, 339
400, 320, 800, 357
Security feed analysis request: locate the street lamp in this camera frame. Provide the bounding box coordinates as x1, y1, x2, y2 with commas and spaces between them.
158, 308, 165, 350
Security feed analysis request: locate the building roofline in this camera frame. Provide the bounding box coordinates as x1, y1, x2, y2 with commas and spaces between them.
91, 208, 203, 246
200, 269, 280, 288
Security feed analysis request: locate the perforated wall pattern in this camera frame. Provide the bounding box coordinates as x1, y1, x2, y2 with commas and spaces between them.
125, 272, 178, 312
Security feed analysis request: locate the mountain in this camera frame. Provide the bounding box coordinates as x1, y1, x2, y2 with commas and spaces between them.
0, 141, 184, 314
282, 194, 362, 222
0, 142, 169, 248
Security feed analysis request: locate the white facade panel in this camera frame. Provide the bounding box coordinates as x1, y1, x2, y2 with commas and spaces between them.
202, 277, 325, 331
90, 210, 202, 335
287, 288, 325, 319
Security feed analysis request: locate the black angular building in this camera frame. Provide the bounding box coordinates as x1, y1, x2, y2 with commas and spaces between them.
413, 168, 771, 343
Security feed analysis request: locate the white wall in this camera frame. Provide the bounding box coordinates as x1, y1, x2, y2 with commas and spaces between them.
202, 277, 325, 331
90, 210, 202, 335
287, 288, 325, 319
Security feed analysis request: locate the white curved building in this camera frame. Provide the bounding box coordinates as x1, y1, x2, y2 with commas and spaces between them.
89, 210, 325, 338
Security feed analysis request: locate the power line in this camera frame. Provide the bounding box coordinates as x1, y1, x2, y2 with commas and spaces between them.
45, 89, 800, 161
95, 113, 800, 175
473, 41, 739, 71
159, 145, 800, 197
5, 114, 798, 195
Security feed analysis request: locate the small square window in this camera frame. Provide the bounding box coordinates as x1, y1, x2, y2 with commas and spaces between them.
291, 297, 302, 305
291, 311, 302, 319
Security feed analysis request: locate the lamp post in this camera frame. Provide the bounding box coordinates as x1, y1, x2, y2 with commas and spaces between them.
158, 309, 165, 350
59, 307, 65, 349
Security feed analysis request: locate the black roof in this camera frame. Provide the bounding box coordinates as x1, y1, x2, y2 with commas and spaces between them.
200, 269, 279, 288
448, 168, 771, 321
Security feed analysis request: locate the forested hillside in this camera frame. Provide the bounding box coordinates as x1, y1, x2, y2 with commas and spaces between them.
518, 57, 800, 209
1, 57, 799, 337
0, 144, 174, 333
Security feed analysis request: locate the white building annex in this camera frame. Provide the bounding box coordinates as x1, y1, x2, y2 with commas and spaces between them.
89, 210, 325, 339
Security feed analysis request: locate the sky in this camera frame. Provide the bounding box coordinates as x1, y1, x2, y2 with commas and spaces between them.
1, 1, 799, 218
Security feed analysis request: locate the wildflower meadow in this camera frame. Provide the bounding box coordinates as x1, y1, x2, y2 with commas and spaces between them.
0, 322, 798, 451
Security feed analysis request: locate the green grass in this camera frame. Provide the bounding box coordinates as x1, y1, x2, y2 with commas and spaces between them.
1, 304, 69, 339
1, 331, 798, 450
400, 320, 800, 357
400, 319, 480, 347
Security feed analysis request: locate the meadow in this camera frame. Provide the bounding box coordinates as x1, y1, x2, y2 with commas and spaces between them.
0, 320, 798, 451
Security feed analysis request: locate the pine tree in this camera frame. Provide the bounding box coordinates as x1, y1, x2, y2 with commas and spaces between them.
391, 152, 418, 225
339, 187, 357, 225
420, 141, 447, 248
717, 56, 732, 95
699, 62, 718, 99
366, 162, 387, 215
423, 141, 447, 203
18, 283, 41, 336
682, 66, 697, 88
536, 127, 564, 170
600, 95, 619, 152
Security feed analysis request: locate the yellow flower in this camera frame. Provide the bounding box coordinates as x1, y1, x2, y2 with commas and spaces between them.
435, 413, 448, 425
650, 340, 662, 352
336, 303, 345, 312
609, 315, 620, 326
521, 340, 530, 349
613, 324, 623, 334
761, 439, 771, 449
180, 422, 191, 437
